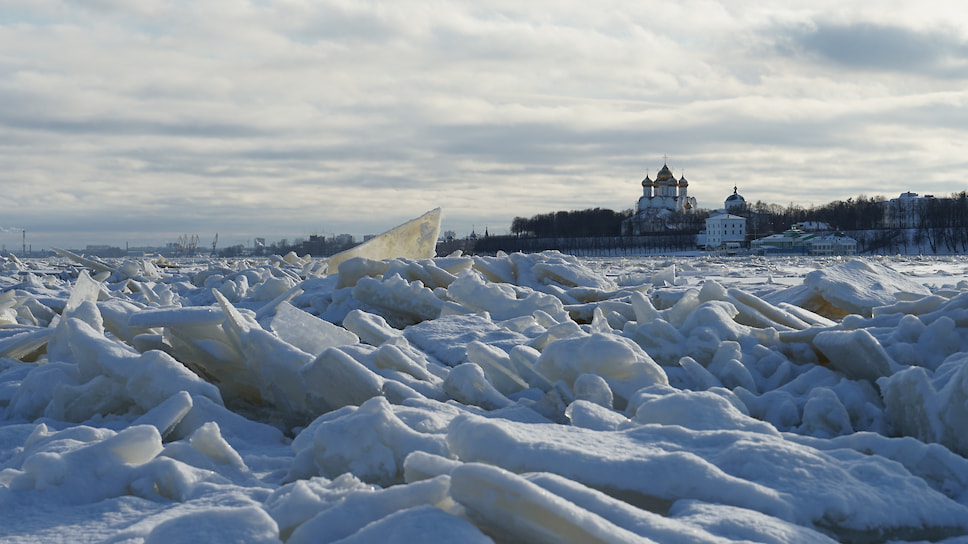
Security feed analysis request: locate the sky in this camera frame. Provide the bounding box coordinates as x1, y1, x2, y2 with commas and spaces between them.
2, 0, 968, 250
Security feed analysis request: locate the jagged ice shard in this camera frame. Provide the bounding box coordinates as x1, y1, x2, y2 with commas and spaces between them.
325, 207, 442, 272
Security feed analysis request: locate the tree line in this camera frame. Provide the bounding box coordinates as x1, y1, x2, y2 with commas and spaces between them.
733, 192, 968, 253
473, 233, 699, 256
510, 208, 632, 237
913, 192, 968, 253
737, 195, 889, 236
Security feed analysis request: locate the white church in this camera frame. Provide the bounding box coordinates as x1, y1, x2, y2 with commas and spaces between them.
622, 162, 699, 235
638, 162, 697, 214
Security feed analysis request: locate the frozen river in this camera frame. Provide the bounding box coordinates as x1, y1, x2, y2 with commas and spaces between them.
1, 251, 967, 543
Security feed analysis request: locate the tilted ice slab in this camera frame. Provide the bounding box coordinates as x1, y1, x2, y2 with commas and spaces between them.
7, 271, 221, 423
446, 411, 968, 540
880, 351, 968, 458
326, 208, 442, 272
452, 463, 838, 544
765, 258, 931, 319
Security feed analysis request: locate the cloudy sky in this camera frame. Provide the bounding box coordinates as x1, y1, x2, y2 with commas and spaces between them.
2, 0, 968, 250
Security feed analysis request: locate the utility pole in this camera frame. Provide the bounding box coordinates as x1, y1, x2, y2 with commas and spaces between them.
22, 230, 25, 256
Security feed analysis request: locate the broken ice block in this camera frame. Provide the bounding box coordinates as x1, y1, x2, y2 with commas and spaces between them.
450, 462, 652, 544
813, 329, 894, 383
270, 301, 359, 356
301, 348, 385, 413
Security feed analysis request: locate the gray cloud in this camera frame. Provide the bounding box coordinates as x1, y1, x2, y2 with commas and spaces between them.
1, 114, 266, 139
781, 20, 968, 77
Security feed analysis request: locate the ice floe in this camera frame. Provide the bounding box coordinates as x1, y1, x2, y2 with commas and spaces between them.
1, 238, 968, 542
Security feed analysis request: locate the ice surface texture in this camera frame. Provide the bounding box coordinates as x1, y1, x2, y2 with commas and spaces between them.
1, 240, 968, 543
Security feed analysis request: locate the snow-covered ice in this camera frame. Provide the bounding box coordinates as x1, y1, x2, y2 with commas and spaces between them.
2, 245, 968, 543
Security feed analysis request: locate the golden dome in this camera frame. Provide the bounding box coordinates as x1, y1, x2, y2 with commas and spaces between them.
655, 164, 675, 183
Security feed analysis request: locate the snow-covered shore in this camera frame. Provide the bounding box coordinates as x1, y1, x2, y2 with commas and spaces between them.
1, 251, 967, 543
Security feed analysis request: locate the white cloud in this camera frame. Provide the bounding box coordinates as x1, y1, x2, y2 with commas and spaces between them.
2, 1, 968, 248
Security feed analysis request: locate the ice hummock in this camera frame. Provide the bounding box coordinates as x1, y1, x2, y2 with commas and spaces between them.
765, 258, 932, 318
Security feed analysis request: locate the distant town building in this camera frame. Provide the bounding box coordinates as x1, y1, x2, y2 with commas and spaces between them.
82, 245, 125, 258
882, 192, 950, 229
797, 221, 831, 232
701, 184, 749, 251
333, 233, 355, 245
809, 233, 857, 255
884, 192, 921, 229
301, 234, 326, 255
623, 161, 699, 235
751, 225, 856, 255
751, 225, 814, 254
705, 213, 747, 250
299, 233, 358, 256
